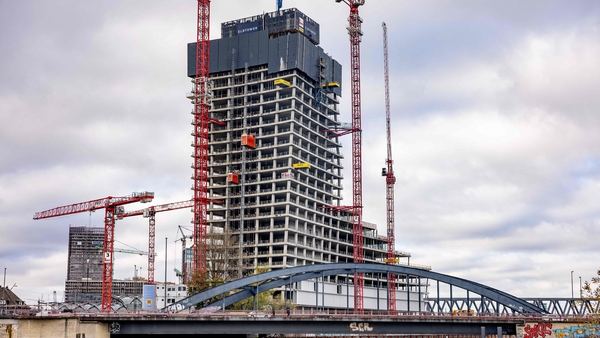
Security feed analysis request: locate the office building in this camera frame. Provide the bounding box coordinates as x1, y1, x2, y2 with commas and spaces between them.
64, 226, 144, 302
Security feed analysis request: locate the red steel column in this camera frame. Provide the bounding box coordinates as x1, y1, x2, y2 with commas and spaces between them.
101, 206, 115, 312
193, 0, 211, 274
348, 2, 365, 313
147, 211, 156, 284
382, 21, 397, 314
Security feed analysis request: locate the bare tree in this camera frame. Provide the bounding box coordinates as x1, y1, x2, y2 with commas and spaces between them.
581, 269, 600, 329
205, 226, 242, 282
187, 226, 245, 301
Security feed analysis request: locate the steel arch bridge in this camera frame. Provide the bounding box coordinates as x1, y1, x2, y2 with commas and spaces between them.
165, 263, 547, 314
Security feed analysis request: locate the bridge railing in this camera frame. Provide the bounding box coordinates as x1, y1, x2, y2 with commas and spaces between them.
10, 307, 594, 323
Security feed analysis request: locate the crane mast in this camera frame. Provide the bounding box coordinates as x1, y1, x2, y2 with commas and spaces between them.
382, 22, 397, 313
192, 0, 211, 276
176, 225, 193, 283
33, 191, 154, 312
335, 0, 365, 313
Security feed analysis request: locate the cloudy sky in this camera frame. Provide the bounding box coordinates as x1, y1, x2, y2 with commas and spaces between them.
1, 0, 599, 305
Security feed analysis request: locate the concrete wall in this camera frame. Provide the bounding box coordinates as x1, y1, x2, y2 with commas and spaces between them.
0, 318, 108, 338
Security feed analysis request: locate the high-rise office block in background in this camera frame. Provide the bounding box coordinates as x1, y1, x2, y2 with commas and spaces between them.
64, 226, 144, 302
66, 226, 104, 282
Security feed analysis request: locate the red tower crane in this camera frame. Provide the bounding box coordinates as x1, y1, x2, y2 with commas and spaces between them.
116, 200, 194, 284
33, 191, 154, 312
381, 22, 397, 313
335, 0, 366, 313
192, 0, 211, 275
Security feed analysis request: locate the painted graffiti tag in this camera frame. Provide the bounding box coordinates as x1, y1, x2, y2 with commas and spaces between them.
554, 325, 600, 338
524, 323, 553, 338
349, 322, 374, 332
109, 322, 120, 334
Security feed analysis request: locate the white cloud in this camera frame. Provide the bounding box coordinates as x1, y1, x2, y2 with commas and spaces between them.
2, 0, 600, 304
360, 5, 600, 297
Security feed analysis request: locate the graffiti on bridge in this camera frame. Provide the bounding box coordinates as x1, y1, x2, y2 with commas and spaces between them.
519, 322, 599, 338
554, 325, 599, 338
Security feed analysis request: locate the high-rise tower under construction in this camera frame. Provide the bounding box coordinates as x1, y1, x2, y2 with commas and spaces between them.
187, 8, 422, 310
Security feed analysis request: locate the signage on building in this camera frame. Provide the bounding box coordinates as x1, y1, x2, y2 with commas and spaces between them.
237, 21, 260, 35
304, 20, 318, 41
281, 172, 295, 179
142, 285, 156, 310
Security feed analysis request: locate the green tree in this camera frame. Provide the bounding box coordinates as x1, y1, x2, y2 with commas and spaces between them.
581, 269, 600, 329
226, 265, 297, 311
269, 293, 296, 311
230, 264, 274, 310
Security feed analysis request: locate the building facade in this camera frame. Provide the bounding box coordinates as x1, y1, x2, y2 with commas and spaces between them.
154, 282, 189, 309
64, 226, 144, 302
186, 8, 427, 310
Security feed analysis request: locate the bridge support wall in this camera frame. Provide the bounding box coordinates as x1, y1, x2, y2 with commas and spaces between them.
0, 317, 109, 338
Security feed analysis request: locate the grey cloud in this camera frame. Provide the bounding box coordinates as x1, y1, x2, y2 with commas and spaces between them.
2, 0, 600, 301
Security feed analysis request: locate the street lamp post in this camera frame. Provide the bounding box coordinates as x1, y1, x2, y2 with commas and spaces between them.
165, 237, 168, 308
1, 268, 6, 314
579, 276, 582, 298
571, 271, 574, 299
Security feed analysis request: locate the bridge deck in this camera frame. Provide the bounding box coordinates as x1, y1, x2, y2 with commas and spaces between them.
75, 312, 532, 335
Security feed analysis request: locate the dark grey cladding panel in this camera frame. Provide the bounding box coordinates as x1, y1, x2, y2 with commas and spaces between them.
248, 33, 259, 66
287, 33, 299, 70
238, 33, 250, 66
267, 37, 280, 72
187, 43, 196, 77
279, 34, 289, 71
219, 36, 235, 70
209, 40, 219, 73
303, 39, 318, 80
258, 33, 270, 65
297, 34, 305, 72
332, 59, 342, 95
188, 31, 341, 96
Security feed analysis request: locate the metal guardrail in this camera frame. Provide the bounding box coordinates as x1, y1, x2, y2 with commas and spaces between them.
7, 308, 595, 323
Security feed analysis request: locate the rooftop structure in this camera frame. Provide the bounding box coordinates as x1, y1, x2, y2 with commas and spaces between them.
0, 286, 27, 315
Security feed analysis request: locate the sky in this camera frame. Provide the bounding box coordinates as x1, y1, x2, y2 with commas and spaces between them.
1, 0, 599, 305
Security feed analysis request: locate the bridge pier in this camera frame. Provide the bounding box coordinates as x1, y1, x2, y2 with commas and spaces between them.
0, 317, 109, 338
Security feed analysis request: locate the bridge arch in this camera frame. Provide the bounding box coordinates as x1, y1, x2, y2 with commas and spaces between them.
167, 263, 546, 314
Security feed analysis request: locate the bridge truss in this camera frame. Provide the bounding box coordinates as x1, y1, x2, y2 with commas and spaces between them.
166, 263, 547, 314
45, 263, 599, 316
